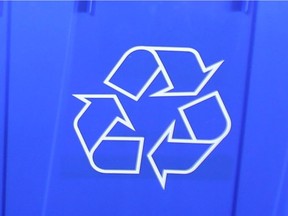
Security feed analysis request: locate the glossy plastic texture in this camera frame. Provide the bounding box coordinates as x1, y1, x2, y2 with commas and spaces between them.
1, 1, 287, 216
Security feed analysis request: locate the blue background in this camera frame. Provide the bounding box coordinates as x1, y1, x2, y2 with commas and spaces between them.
0, 1, 288, 215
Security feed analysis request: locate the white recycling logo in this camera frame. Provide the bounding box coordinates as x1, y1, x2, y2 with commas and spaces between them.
73, 46, 231, 189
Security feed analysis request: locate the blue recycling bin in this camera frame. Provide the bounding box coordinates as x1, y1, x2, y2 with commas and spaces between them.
0, 1, 287, 215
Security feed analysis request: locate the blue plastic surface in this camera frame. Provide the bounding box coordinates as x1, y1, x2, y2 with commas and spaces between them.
2, 2, 74, 215
234, 2, 288, 216
18, 2, 252, 216
1, 1, 288, 216
0, 2, 10, 215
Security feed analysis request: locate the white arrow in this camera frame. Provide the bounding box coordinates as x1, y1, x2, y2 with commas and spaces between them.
147, 91, 232, 189
73, 94, 144, 174
104, 46, 223, 101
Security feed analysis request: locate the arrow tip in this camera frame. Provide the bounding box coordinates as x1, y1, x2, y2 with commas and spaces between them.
204, 60, 224, 73
72, 94, 91, 103
110, 95, 135, 131
147, 121, 176, 189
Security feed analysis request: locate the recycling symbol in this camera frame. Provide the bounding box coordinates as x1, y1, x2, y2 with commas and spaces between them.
73, 46, 231, 189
